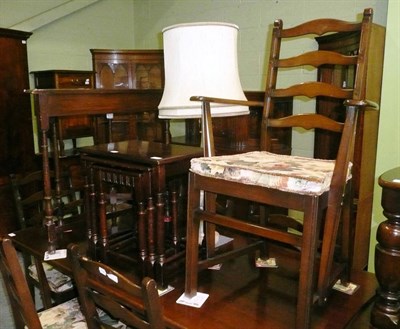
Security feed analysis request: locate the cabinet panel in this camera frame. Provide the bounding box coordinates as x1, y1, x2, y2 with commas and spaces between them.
91, 49, 164, 89
0, 28, 37, 235
91, 49, 167, 143
315, 24, 385, 270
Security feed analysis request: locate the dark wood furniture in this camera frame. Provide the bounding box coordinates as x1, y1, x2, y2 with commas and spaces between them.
315, 22, 385, 271
9, 170, 81, 309
69, 243, 166, 329
91, 49, 167, 144
80, 140, 203, 286
175, 26, 385, 274
31, 69, 94, 156
0, 238, 43, 329
10, 224, 379, 329
371, 167, 400, 329
0, 28, 38, 236
0, 238, 85, 329
91, 49, 164, 89
30, 88, 164, 250
185, 9, 374, 329
176, 92, 293, 155
32, 69, 93, 89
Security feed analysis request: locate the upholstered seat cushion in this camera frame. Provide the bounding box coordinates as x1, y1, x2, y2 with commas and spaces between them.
29, 262, 73, 292
31, 297, 127, 329
190, 151, 352, 196
31, 297, 86, 329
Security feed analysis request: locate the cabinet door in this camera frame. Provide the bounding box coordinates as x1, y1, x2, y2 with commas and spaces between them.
91, 49, 167, 143
0, 29, 35, 176
0, 28, 36, 235
97, 62, 130, 88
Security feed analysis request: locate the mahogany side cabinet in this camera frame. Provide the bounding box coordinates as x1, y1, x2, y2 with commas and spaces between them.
90, 49, 167, 144
315, 24, 385, 270
0, 28, 38, 236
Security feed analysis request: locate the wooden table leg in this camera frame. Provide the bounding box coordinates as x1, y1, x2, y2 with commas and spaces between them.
155, 192, 167, 289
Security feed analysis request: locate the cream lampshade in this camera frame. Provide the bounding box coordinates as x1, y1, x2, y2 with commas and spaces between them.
158, 22, 249, 119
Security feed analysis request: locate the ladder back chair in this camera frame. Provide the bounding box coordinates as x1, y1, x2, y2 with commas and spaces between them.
10, 170, 83, 309
185, 8, 375, 329
69, 243, 166, 329
0, 238, 86, 329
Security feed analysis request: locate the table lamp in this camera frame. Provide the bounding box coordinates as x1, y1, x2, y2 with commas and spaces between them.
158, 22, 249, 157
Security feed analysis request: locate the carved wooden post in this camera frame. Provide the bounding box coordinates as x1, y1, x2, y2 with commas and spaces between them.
155, 192, 166, 289
146, 197, 156, 277
371, 167, 400, 328
138, 202, 147, 277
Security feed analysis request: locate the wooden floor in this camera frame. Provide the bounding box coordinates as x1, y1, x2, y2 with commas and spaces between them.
155, 241, 378, 329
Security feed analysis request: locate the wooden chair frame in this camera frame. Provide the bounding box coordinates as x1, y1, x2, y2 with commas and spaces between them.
184, 8, 375, 329
0, 238, 43, 328
10, 170, 82, 308
69, 243, 165, 329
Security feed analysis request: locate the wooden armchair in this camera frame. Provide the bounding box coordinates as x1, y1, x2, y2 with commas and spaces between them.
69, 243, 166, 329
184, 8, 376, 329
0, 238, 86, 329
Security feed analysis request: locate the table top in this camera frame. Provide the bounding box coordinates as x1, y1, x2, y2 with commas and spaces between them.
31, 89, 164, 130
80, 140, 203, 166
10, 223, 377, 329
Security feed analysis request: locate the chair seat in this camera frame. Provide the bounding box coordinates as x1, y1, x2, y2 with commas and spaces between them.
34, 297, 86, 329
29, 262, 73, 293
34, 297, 127, 329
191, 151, 352, 196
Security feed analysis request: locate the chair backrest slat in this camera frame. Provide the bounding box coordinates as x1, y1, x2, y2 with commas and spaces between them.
10, 170, 83, 229
69, 244, 166, 329
271, 82, 354, 99
268, 114, 343, 132
277, 50, 358, 68
279, 19, 363, 38
262, 8, 373, 156
261, 8, 374, 245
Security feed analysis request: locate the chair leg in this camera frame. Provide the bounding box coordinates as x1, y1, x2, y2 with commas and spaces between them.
340, 182, 354, 275
204, 192, 217, 259
295, 199, 319, 329
21, 253, 35, 301
33, 258, 53, 309
317, 185, 351, 304
185, 173, 201, 298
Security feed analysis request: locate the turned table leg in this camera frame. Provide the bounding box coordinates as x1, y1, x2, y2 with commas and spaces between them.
371, 167, 400, 329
